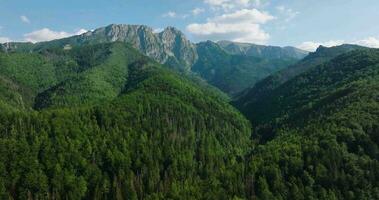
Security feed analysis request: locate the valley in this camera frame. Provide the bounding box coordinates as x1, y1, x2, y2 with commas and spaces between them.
0, 24, 378, 199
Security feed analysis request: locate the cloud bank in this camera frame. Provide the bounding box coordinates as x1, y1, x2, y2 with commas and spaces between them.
298, 37, 379, 51
24, 28, 87, 43
0, 37, 11, 43
187, 8, 274, 44
20, 15, 30, 24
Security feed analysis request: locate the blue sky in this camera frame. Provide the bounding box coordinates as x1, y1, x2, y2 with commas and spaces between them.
0, 0, 379, 51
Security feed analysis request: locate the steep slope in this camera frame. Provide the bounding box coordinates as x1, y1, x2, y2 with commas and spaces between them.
33, 42, 228, 110
0, 50, 77, 110
217, 40, 308, 60
0, 75, 33, 111
192, 41, 299, 95
0, 43, 130, 110
0, 42, 252, 199
236, 48, 379, 126
241, 48, 379, 200
0, 51, 59, 92
235, 44, 367, 105
34, 43, 145, 109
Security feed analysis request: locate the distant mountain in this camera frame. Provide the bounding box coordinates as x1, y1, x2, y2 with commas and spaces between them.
0, 42, 34, 53
192, 41, 299, 95
235, 44, 367, 106
3, 24, 198, 71
0, 41, 225, 110
217, 40, 308, 60
235, 45, 375, 126
1, 24, 308, 95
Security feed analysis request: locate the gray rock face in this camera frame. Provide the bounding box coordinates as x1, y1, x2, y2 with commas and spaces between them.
2, 24, 198, 71
72, 24, 198, 71
158, 27, 198, 70
1, 24, 307, 74
90, 25, 162, 58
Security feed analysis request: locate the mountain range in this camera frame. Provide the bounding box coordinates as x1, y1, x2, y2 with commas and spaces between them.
0, 24, 378, 199
234, 44, 368, 121
1, 24, 308, 95
217, 40, 307, 60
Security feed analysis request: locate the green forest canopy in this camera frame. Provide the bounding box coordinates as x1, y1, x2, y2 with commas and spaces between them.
0, 41, 378, 199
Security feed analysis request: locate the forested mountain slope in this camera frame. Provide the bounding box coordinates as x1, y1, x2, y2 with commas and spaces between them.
0, 42, 224, 110
234, 48, 379, 199
0, 42, 252, 199
0, 75, 32, 111
1, 23, 379, 199
0, 43, 135, 110
235, 44, 366, 103
192, 41, 299, 95
1, 24, 305, 96
235, 48, 378, 126
34, 43, 148, 109
0, 50, 76, 110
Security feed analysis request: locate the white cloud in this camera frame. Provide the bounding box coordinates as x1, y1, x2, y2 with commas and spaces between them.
297, 40, 344, 52
276, 6, 285, 12
187, 23, 270, 43
162, 11, 177, 18
212, 8, 274, 24
297, 37, 379, 52
75, 29, 88, 35
187, 8, 274, 44
20, 15, 30, 24
355, 37, 379, 48
203, 0, 264, 10
276, 6, 299, 22
162, 11, 189, 19
253, 0, 263, 7
204, 0, 251, 10
0, 37, 10, 43
153, 28, 164, 33
192, 8, 205, 16
24, 28, 87, 43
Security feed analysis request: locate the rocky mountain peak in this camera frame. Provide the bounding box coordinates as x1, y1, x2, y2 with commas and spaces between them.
81, 24, 198, 70
158, 27, 197, 70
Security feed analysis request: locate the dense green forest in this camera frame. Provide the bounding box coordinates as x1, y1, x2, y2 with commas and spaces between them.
235, 44, 366, 104
0, 31, 379, 200
192, 41, 299, 96
236, 48, 379, 199
0, 75, 252, 199
0, 42, 252, 199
